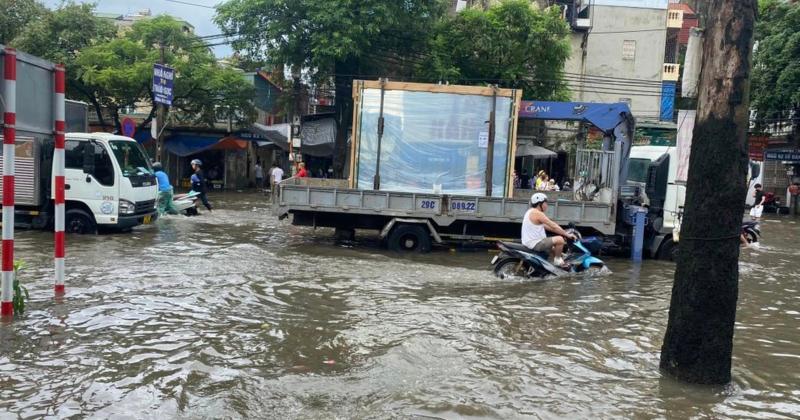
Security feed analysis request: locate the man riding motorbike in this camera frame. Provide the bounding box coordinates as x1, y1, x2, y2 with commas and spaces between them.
522, 193, 577, 267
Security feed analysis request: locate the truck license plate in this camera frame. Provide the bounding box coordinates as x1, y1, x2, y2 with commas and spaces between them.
143, 215, 152, 224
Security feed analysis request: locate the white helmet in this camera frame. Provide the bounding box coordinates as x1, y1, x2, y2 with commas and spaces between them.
530, 193, 548, 206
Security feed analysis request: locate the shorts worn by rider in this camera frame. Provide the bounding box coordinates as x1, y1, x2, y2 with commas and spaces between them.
531, 236, 555, 253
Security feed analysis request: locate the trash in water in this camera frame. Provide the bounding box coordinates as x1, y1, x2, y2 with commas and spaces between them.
322, 359, 335, 365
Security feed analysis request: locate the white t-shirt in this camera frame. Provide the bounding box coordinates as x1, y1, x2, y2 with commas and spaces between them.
255, 164, 263, 178
521, 208, 547, 248
272, 167, 284, 183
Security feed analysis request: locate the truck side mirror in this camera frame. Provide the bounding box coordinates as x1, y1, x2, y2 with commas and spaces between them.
82, 142, 95, 174
750, 162, 761, 180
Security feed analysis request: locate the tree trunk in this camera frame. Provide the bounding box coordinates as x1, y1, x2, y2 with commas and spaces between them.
332, 56, 359, 178
660, 0, 757, 385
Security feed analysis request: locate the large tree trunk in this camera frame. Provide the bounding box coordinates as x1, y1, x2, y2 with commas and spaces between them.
332, 57, 359, 178
660, 0, 757, 385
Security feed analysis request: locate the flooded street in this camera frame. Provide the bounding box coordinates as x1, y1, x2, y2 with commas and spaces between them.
1, 193, 798, 419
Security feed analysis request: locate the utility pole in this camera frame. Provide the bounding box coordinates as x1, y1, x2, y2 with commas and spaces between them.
156, 42, 166, 163
659, 0, 758, 385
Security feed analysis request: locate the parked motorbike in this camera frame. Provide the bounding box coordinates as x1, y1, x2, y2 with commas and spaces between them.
491, 231, 607, 279
742, 221, 761, 244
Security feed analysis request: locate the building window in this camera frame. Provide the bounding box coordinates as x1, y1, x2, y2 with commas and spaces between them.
622, 40, 636, 60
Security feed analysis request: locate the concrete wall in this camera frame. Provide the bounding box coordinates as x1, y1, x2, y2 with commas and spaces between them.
566, 5, 667, 122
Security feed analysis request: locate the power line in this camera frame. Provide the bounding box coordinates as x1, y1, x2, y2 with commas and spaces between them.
164, 0, 216, 9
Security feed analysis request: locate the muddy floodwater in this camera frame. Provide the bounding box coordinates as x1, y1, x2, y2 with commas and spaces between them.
1, 193, 798, 419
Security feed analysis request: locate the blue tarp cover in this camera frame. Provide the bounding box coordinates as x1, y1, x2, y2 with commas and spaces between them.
164, 135, 221, 157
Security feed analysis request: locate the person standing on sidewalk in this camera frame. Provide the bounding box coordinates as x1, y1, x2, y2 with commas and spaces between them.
191, 159, 213, 212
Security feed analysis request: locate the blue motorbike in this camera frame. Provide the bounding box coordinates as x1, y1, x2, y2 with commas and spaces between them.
491, 232, 607, 279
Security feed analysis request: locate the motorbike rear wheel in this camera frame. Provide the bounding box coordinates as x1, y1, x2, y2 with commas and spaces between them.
494, 258, 525, 279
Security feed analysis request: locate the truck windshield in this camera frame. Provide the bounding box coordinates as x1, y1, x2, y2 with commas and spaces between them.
628, 158, 650, 183
109, 140, 152, 177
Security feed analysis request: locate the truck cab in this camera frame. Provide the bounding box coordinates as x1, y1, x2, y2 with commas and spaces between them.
61, 133, 158, 232
627, 146, 685, 259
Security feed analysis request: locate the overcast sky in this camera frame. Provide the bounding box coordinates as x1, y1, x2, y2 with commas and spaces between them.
41, 0, 233, 57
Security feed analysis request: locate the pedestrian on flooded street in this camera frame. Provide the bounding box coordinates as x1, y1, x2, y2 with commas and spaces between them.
750, 183, 764, 221
191, 159, 213, 212
153, 162, 178, 215
255, 161, 264, 190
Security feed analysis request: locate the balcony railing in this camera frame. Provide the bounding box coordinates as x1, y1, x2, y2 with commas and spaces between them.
663, 63, 681, 81
667, 10, 683, 28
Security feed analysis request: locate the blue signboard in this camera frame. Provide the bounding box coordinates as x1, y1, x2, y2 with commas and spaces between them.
660, 82, 676, 122
153, 64, 175, 106
765, 149, 800, 162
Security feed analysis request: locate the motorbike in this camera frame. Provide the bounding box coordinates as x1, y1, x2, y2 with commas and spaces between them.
173, 191, 201, 216
742, 221, 761, 244
491, 231, 607, 279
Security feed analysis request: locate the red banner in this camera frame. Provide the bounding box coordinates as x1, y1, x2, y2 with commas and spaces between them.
749, 135, 769, 161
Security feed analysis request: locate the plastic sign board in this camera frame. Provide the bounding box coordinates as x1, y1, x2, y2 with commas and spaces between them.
121, 117, 136, 138
153, 64, 175, 106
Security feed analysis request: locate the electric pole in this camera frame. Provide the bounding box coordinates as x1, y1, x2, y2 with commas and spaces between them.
156, 42, 166, 162
660, 0, 758, 385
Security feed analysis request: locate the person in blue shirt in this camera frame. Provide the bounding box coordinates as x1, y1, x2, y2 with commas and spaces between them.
190, 159, 212, 211
153, 162, 178, 215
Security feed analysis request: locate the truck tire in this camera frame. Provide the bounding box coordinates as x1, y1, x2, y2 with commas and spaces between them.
65, 209, 97, 234
657, 238, 678, 261
387, 224, 432, 253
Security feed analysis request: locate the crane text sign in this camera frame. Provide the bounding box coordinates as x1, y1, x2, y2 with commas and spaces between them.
153, 64, 175, 106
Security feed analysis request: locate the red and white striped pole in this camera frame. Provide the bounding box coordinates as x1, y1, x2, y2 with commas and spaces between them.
1, 48, 17, 317
54, 64, 66, 295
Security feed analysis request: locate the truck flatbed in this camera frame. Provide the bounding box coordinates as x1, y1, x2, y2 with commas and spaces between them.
272, 180, 616, 245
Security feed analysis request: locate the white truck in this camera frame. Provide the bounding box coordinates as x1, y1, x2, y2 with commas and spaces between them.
627, 146, 685, 260
0, 47, 158, 233
3, 132, 159, 234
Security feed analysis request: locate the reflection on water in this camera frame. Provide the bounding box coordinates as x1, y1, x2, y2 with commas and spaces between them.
1, 193, 798, 418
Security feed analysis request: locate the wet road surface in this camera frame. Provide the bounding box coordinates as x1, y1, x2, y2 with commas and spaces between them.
1, 193, 798, 419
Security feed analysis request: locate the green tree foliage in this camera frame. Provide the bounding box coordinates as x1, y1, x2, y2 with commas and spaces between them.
11, 3, 253, 131
751, 0, 800, 133
426, 0, 571, 100
215, 0, 449, 174
10, 2, 117, 124
0, 0, 45, 44
76, 15, 255, 131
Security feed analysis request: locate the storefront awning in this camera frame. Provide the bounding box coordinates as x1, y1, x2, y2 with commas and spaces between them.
251, 123, 290, 150
516, 143, 557, 159
164, 134, 252, 157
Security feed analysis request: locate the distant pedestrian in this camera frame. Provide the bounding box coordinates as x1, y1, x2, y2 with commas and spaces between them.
191, 159, 213, 212
547, 179, 560, 191
535, 170, 548, 190
513, 170, 521, 189
520, 169, 530, 190
750, 183, 765, 221
297, 162, 308, 178
270, 163, 284, 196
254, 161, 264, 189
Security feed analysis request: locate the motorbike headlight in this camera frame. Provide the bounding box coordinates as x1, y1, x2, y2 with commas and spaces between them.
119, 199, 135, 215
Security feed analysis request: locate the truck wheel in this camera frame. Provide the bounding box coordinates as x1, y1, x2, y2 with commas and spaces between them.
65, 209, 97, 234
657, 238, 678, 261
334, 228, 356, 242
387, 224, 432, 253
